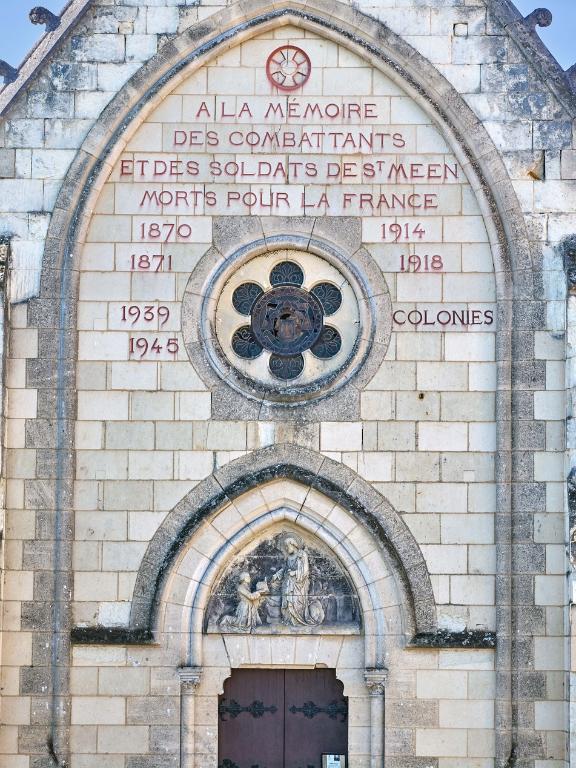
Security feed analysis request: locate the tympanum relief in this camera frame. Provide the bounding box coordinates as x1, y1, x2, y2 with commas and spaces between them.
206, 532, 360, 633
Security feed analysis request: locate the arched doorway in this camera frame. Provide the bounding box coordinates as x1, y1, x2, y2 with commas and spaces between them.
218, 668, 348, 768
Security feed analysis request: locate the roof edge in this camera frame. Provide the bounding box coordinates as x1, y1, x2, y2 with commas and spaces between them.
0, 0, 92, 115
486, 0, 576, 115
0, 0, 574, 118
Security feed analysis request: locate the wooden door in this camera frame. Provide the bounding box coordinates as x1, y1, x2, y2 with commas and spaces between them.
218, 669, 348, 768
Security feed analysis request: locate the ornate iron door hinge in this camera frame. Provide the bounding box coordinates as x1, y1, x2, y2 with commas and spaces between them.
289, 699, 348, 721
219, 698, 278, 721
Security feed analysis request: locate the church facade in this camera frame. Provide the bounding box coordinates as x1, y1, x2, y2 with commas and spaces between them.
0, 0, 575, 765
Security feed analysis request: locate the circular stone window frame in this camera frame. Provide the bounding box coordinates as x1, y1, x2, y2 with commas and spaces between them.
181, 219, 392, 418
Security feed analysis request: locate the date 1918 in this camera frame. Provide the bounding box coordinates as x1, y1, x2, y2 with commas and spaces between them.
399, 254, 443, 272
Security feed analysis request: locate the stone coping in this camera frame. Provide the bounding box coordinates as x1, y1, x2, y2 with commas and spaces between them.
70, 625, 496, 648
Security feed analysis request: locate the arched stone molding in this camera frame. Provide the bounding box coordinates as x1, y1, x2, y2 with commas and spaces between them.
157, 482, 398, 768
158, 501, 405, 667
131, 444, 436, 650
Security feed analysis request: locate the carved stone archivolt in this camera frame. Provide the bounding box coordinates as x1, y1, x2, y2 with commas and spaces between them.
205, 532, 361, 634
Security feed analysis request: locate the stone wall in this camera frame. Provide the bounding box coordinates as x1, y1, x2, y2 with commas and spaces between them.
0, 0, 574, 766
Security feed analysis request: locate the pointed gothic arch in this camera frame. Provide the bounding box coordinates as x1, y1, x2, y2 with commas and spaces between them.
131, 444, 437, 655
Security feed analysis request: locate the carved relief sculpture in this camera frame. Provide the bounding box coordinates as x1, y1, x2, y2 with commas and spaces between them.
206, 532, 360, 633
271, 534, 324, 626
219, 573, 270, 631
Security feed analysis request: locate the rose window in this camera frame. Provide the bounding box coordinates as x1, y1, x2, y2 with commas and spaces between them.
214, 250, 360, 391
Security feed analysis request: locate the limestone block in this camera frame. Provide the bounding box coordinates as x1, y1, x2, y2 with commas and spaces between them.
75, 572, 118, 601
321, 422, 363, 451
534, 637, 566, 671
146, 6, 179, 33
71, 697, 126, 725
416, 483, 467, 514
70, 669, 99, 697
561, 150, 576, 180
77, 450, 128, 480
415, 727, 467, 757
71, 34, 126, 63
75, 91, 115, 119
419, 422, 467, 451
439, 699, 494, 729
535, 701, 568, 731
4, 120, 45, 148
367, 362, 416, 391
416, 670, 467, 700
128, 450, 174, 480
0, 180, 43, 212
452, 36, 506, 65
126, 34, 158, 62
177, 392, 212, 421
98, 601, 130, 627
450, 575, 494, 605
97, 63, 140, 91
131, 392, 174, 421
404, 513, 440, 543
445, 333, 495, 361
72, 646, 126, 667
377, 422, 415, 450
104, 480, 153, 510
534, 452, 564, 482
406, 35, 453, 65
360, 391, 393, 420
421, 544, 467, 574
534, 391, 565, 420
97, 725, 150, 754
110, 363, 158, 391
534, 575, 565, 606
102, 541, 147, 571
416, 362, 467, 391
441, 514, 493, 544
128, 511, 166, 540
396, 452, 440, 482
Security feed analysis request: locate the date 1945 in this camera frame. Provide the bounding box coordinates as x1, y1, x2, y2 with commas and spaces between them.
129, 336, 179, 359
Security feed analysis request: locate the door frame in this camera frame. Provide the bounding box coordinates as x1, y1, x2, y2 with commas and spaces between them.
179, 636, 387, 768
217, 668, 350, 768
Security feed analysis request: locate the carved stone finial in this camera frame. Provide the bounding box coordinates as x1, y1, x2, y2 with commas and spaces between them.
364, 669, 387, 695
560, 234, 576, 293
524, 8, 553, 30
29, 6, 61, 32
0, 61, 18, 85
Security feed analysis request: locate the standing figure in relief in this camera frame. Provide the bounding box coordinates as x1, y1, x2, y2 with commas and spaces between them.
219, 572, 269, 632
271, 535, 324, 626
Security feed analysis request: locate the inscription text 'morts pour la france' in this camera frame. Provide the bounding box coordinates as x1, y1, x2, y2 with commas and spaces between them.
117, 94, 460, 216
